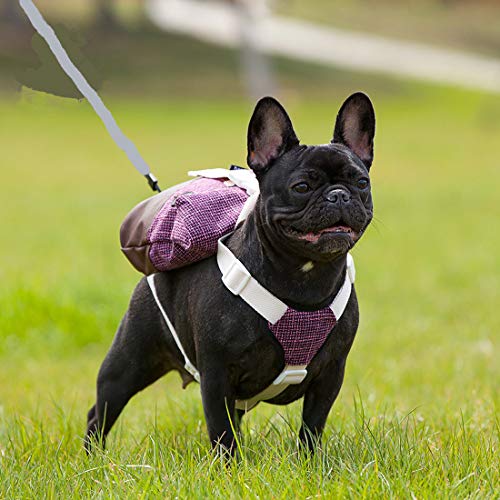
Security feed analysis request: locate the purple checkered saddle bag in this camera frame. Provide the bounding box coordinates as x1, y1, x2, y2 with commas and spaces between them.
120, 169, 257, 275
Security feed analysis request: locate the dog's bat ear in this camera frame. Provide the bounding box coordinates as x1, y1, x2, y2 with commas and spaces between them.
332, 92, 376, 169
247, 97, 299, 173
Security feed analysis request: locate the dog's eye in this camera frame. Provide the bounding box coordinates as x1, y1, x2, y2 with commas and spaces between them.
292, 182, 311, 194
357, 178, 369, 189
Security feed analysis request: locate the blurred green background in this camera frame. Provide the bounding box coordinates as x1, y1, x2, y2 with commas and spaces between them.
0, 0, 498, 496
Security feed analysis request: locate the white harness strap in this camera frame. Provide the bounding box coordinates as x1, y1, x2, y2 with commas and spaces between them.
217, 240, 355, 410
217, 239, 288, 324
188, 168, 259, 197
147, 244, 355, 411
218, 239, 355, 323
146, 274, 200, 382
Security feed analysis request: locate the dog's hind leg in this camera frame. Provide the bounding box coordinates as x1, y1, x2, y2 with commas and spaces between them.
85, 279, 179, 453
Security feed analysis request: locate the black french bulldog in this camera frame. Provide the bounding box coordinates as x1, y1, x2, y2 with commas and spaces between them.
85, 92, 376, 455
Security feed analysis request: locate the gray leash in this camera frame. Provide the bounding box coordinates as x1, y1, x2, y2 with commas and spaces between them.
18, 0, 161, 193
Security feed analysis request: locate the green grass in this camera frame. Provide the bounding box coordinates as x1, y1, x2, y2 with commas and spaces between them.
0, 80, 499, 497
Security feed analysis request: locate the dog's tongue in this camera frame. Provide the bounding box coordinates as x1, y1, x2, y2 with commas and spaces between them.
298, 226, 352, 243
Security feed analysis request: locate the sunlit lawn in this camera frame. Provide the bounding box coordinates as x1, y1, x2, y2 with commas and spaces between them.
0, 82, 498, 496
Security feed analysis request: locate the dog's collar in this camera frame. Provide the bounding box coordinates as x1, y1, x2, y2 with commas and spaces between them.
216, 234, 355, 324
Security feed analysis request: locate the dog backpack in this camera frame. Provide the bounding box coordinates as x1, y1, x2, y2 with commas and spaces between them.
120, 167, 259, 275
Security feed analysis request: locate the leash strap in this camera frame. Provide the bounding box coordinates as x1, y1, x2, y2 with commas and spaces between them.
19, 0, 161, 193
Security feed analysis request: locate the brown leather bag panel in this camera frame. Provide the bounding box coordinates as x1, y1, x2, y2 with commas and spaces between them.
121, 244, 157, 275
120, 180, 191, 274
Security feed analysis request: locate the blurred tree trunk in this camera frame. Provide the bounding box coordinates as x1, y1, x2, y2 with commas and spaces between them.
234, 0, 276, 99
94, 0, 120, 29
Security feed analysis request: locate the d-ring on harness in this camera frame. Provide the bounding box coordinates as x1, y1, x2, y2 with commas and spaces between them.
147, 240, 355, 411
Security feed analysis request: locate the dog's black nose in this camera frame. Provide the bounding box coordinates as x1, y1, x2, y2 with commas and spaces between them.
325, 188, 351, 204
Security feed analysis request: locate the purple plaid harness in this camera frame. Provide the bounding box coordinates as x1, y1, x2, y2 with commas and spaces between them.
146, 170, 356, 410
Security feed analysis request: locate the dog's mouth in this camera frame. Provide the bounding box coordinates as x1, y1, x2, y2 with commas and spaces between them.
282, 222, 358, 244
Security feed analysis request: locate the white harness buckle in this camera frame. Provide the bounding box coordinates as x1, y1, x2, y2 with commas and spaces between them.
273, 367, 308, 385
347, 253, 356, 283
222, 260, 251, 295
184, 360, 201, 383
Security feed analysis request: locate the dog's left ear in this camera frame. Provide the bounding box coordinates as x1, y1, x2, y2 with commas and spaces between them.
247, 97, 299, 173
332, 92, 376, 169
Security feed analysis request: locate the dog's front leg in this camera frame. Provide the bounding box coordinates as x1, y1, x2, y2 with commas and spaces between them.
200, 369, 237, 457
299, 359, 346, 453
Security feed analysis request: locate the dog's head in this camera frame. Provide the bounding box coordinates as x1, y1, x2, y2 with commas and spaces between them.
247, 93, 375, 262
